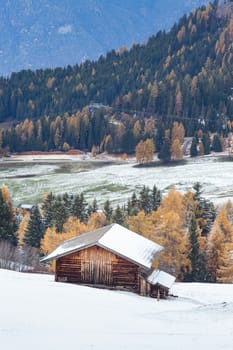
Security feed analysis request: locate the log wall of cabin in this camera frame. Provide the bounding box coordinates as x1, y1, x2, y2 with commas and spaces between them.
55, 245, 141, 293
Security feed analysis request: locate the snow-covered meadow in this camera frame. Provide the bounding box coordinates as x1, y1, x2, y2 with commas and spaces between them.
0, 154, 233, 206
1, 269, 233, 350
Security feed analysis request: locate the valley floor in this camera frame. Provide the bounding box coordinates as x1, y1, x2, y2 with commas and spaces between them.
1, 269, 233, 350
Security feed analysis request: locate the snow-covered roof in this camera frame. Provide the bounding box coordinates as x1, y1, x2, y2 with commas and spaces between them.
18, 204, 34, 210
41, 223, 163, 269
147, 269, 176, 289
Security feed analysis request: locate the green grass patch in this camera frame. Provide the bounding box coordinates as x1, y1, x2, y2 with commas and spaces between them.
88, 183, 128, 194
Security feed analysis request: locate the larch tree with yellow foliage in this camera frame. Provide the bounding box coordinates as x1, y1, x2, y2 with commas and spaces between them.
147, 189, 190, 279
207, 223, 233, 283
171, 138, 183, 160
135, 139, 155, 164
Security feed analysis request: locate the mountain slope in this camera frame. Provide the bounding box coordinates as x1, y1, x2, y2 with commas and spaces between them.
0, 0, 209, 76
1, 269, 233, 350
0, 2, 232, 154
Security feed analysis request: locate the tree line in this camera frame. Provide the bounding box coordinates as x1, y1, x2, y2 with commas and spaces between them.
1, 182, 233, 283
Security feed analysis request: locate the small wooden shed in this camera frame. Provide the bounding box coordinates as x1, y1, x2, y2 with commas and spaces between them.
41, 223, 175, 297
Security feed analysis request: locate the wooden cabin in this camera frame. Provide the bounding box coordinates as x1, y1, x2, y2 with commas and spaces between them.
41, 223, 175, 297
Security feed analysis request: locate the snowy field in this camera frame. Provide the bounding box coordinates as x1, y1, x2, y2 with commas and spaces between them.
0, 154, 233, 206
1, 269, 233, 350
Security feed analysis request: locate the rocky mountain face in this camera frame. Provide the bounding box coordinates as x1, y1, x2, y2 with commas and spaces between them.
0, 0, 209, 76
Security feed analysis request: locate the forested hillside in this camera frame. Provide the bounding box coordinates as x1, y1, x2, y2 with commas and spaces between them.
0, 2, 232, 154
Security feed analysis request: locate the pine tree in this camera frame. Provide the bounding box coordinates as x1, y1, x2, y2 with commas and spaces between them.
88, 198, 98, 216
71, 193, 88, 222
190, 137, 198, 157
53, 196, 68, 233
188, 215, 200, 281
139, 186, 152, 214
212, 134, 222, 152
193, 182, 216, 236
62, 192, 73, 217
158, 138, 171, 162
151, 185, 162, 212
41, 192, 55, 229
202, 133, 211, 155
23, 206, 44, 248
103, 200, 113, 224
0, 188, 17, 245
112, 205, 125, 225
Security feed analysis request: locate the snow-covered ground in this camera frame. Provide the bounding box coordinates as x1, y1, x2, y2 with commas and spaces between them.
0, 154, 233, 206
1, 269, 233, 350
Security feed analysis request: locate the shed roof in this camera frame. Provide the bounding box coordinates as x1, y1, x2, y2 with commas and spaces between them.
41, 223, 163, 269
147, 269, 176, 289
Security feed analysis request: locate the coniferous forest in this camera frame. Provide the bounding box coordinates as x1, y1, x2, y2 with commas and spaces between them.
1, 182, 233, 283
0, 2, 232, 155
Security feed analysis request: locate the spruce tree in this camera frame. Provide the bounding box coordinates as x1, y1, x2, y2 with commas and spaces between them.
62, 192, 73, 217
212, 134, 222, 152
193, 182, 216, 236
158, 138, 171, 162
23, 206, 44, 248
202, 133, 211, 155
103, 200, 113, 224
0, 189, 17, 245
88, 198, 98, 216
139, 186, 152, 214
41, 192, 55, 229
71, 193, 88, 222
53, 196, 68, 232
188, 215, 200, 281
112, 205, 125, 225
190, 137, 198, 157
151, 185, 162, 212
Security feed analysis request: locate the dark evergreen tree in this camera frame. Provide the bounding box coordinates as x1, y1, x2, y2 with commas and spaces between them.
139, 186, 152, 214
112, 205, 125, 225
155, 125, 165, 153
71, 193, 88, 222
88, 198, 98, 216
41, 192, 55, 229
103, 200, 113, 224
62, 192, 73, 217
53, 196, 69, 232
193, 182, 216, 236
158, 138, 171, 162
188, 215, 200, 281
202, 133, 211, 155
0, 189, 17, 245
23, 206, 44, 248
151, 185, 162, 212
190, 137, 198, 157
212, 134, 222, 152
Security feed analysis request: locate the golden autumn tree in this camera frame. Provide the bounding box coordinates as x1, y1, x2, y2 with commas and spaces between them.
215, 207, 233, 243
207, 204, 233, 283
126, 211, 149, 236
87, 212, 107, 231
147, 189, 190, 279
17, 212, 30, 245
171, 122, 185, 144
171, 138, 183, 160
41, 218, 88, 256
135, 139, 155, 164
207, 223, 233, 283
